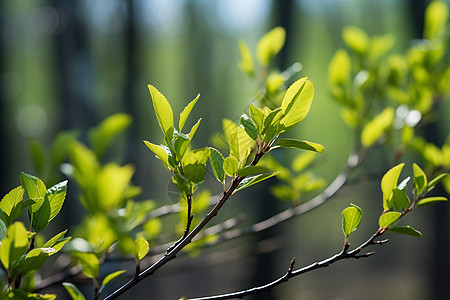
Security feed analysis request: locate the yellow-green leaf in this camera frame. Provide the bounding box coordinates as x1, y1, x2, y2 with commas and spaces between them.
179, 94, 200, 131
238, 40, 254, 76
256, 27, 286, 66
148, 84, 174, 142
134, 237, 149, 261
279, 78, 314, 130
342, 26, 370, 54
63, 282, 86, 300
381, 163, 404, 211
416, 196, 448, 207
223, 156, 239, 177
329, 49, 351, 86
379, 211, 401, 228
412, 163, 427, 195
361, 107, 394, 147
424, 0, 449, 40
387, 225, 422, 237
275, 138, 324, 153
208, 147, 225, 183
342, 204, 362, 238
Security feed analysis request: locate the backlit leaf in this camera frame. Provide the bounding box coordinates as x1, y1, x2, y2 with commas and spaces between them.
143, 141, 174, 171
148, 84, 174, 142
208, 147, 225, 183
381, 163, 404, 211
235, 172, 279, 192
0, 186, 24, 225
392, 188, 410, 211
240, 114, 258, 140
416, 196, 447, 207
378, 211, 401, 228
412, 163, 427, 195
249, 104, 264, 134
342, 26, 370, 54
279, 78, 314, 130
179, 94, 200, 131
329, 49, 351, 86
102, 270, 126, 288
238, 40, 254, 76
134, 237, 149, 261
426, 173, 448, 193
46, 180, 68, 222
74, 252, 99, 278
361, 108, 394, 147
31, 197, 51, 232
256, 27, 286, 66
275, 138, 324, 153
63, 282, 86, 300
388, 225, 422, 237
236, 166, 272, 177
424, 0, 448, 40
342, 204, 362, 238
223, 156, 239, 177
20, 172, 46, 212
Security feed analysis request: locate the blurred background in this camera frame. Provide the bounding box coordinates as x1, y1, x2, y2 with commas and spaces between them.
0, 0, 449, 299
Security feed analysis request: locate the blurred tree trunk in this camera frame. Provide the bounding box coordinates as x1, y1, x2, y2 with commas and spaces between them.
408, 1, 450, 299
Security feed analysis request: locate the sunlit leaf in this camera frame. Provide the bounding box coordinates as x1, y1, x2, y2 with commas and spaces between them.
236, 166, 272, 177
208, 147, 225, 183
143, 141, 174, 171
279, 78, 314, 130
387, 225, 422, 237
63, 282, 86, 300
361, 108, 394, 147
0, 186, 24, 225
235, 172, 279, 192
378, 211, 401, 228
240, 114, 258, 140
392, 188, 410, 211
179, 94, 200, 131
74, 252, 99, 278
292, 152, 316, 172
381, 163, 404, 211
18, 248, 54, 275
412, 163, 427, 195
256, 27, 286, 66
148, 84, 174, 142
223, 119, 240, 160
266, 72, 285, 94
238, 40, 254, 76
329, 49, 351, 86
88, 113, 132, 158
416, 196, 447, 207
424, 0, 448, 40
342, 204, 362, 238
342, 26, 370, 54
102, 270, 126, 288
0, 222, 29, 270
249, 104, 265, 134
45, 180, 68, 222
20, 172, 46, 212
134, 237, 149, 261
31, 197, 51, 232
426, 173, 449, 193
97, 163, 135, 211
275, 138, 324, 153
223, 156, 239, 177
182, 148, 210, 184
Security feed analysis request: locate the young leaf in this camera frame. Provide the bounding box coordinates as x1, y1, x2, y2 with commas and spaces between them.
187, 118, 202, 140
412, 163, 427, 195
223, 119, 240, 160
182, 148, 210, 184
0, 186, 24, 225
361, 107, 394, 147
208, 147, 225, 183
416, 196, 448, 207
275, 138, 324, 153
240, 114, 258, 140
179, 94, 200, 131
18, 248, 54, 275
87, 113, 132, 158
31, 197, 51, 232
236, 166, 273, 177
249, 104, 264, 134
74, 252, 99, 278
223, 156, 239, 177
279, 78, 314, 131
147, 84, 174, 142
329, 49, 351, 86
238, 40, 254, 76
342, 26, 370, 54
426, 173, 449, 192
134, 237, 149, 261
387, 225, 422, 237
256, 27, 286, 66
20, 172, 46, 210
392, 188, 410, 211
381, 163, 405, 211
341, 204, 362, 238
424, 0, 449, 40
46, 180, 68, 222
0, 222, 29, 270
143, 141, 174, 171
102, 270, 126, 288
63, 282, 86, 300
378, 211, 401, 228
235, 172, 279, 192
43, 230, 70, 252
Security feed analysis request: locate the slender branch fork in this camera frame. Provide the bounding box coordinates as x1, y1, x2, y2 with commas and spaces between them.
102, 151, 267, 299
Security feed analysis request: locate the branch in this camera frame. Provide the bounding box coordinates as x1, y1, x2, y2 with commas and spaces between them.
101, 151, 266, 300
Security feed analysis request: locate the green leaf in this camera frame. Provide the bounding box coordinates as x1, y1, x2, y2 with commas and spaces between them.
0, 186, 24, 225
29, 139, 46, 174
74, 252, 99, 278
426, 173, 449, 192
223, 156, 239, 177
18, 248, 54, 275
88, 113, 132, 158
179, 94, 200, 131
279, 78, 314, 130
102, 270, 126, 288
256, 27, 286, 66
276, 138, 324, 153
342, 204, 362, 238
392, 188, 410, 211
424, 0, 449, 40
412, 163, 427, 195
249, 104, 264, 134
134, 237, 149, 261
416, 196, 448, 207
381, 163, 404, 211
236, 166, 273, 177
235, 172, 279, 192
63, 282, 86, 300
0, 222, 29, 270
43, 230, 71, 255
6, 290, 57, 300
266, 72, 285, 94
45, 180, 68, 222
378, 211, 401, 228
173, 132, 191, 161
240, 114, 258, 140
182, 148, 210, 184
342, 26, 370, 54
147, 84, 174, 143
20, 172, 46, 211
208, 147, 225, 183
144, 141, 174, 171
328, 49, 351, 86
292, 152, 316, 172
187, 118, 202, 140
387, 225, 422, 237
223, 119, 240, 160
31, 197, 51, 232
97, 163, 135, 211
0, 219, 7, 241
361, 107, 394, 147
238, 40, 254, 76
